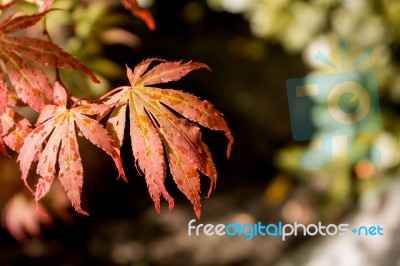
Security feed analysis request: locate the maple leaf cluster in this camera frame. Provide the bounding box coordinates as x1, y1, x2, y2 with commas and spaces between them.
0, 1, 233, 219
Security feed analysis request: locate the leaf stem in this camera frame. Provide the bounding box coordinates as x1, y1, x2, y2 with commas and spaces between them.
41, 14, 65, 91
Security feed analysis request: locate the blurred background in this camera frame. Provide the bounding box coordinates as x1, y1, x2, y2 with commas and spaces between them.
1, 0, 400, 265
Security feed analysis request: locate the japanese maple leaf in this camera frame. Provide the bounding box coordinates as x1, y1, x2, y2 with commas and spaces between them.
121, 0, 155, 31
18, 83, 126, 215
105, 58, 233, 218
0, 107, 31, 156
0, 10, 99, 113
0, 88, 32, 156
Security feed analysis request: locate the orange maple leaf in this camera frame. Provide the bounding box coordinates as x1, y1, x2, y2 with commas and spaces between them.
105, 58, 233, 218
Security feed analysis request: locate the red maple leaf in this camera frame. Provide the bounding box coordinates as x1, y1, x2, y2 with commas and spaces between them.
0, 10, 99, 112
1, 107, 31, 153
105, 58, 233, 218
121, 0, 156, 31
18, 83, 126, 215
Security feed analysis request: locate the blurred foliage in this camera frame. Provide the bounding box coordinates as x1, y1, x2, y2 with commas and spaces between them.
208, 0, 400, 220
